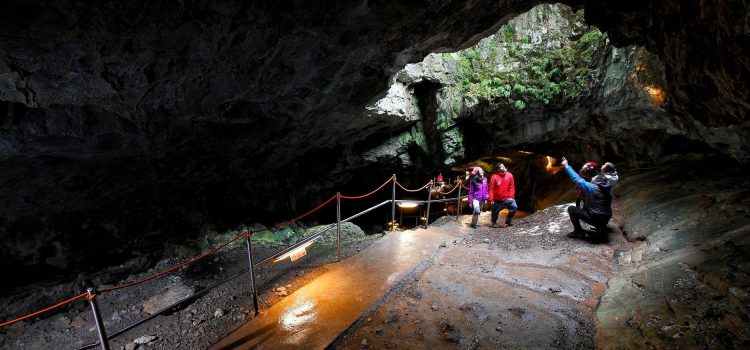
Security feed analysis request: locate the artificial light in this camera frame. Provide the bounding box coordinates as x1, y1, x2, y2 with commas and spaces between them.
397, 202, 420, 209
545, 156, 561, 175
274, 238, 317, 263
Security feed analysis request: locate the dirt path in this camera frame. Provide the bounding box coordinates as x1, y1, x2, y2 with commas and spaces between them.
333, 204, 633, 349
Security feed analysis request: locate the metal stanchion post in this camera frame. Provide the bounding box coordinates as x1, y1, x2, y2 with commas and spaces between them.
336, 193, 342, 262
424, 181, 432, 229
391, 174, 396, 232
244, 231, 259, 316
456, 181, 462, 221
86, 288, 110, 350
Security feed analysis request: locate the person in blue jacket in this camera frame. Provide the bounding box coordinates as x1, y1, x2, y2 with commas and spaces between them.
560, 157, 615, 240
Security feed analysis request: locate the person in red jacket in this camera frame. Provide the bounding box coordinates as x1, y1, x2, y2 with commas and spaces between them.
489, 162, 517, 227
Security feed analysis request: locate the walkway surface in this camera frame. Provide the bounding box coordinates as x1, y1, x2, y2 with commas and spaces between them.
212, 205, 633, 350
211, 222, 463, 350
335, 205, 632, 349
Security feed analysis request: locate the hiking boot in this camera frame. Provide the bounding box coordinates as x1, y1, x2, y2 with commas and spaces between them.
567, 230, 585, 239
505, 220, 513, 227
491, 222, 500, 228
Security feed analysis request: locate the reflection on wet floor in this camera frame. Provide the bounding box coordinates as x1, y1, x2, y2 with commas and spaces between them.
280, 298, 317, 345
211, 223, 462, 350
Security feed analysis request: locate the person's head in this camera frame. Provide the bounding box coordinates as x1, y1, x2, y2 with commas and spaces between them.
580, 161, 598, 178
471, 166, 482, 176
601, 162, 616, 174
581, 161, 598, 172
495, 162, 507, 174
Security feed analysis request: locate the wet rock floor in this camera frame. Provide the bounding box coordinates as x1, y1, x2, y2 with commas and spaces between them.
334, 205, 633, 349
0, 234, 381, 350
3, 203, 633, 350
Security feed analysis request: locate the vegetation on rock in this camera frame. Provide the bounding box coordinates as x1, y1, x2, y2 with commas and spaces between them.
445, 9, 607, 110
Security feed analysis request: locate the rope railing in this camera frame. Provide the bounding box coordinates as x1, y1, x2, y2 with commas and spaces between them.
1, 173, 468, 350
395, 179, 432, 192
270, 194, 338, 230
339, 176, 394, 199
435, 180, 462, 195
101, 231, 247, 292
0, 292, 88, 328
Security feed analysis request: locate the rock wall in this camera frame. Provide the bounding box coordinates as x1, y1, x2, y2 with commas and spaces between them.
586, 0, 750, 127
596, 161, 750, 348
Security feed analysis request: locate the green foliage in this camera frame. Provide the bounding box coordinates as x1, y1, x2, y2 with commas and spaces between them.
501, 25, 515, 41
575, 9, 585, 23
446, 15, 607, 110
397, 126, 429, 154
437, 114, 449, 130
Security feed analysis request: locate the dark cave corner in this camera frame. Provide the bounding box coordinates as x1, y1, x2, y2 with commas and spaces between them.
412, 80, 445, 168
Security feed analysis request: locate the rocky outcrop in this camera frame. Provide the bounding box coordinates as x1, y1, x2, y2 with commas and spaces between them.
586, 0, 750, 127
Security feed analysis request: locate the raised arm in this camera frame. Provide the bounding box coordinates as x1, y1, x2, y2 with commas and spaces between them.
561, 157, 595, 196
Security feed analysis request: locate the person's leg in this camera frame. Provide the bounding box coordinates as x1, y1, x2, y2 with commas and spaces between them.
576, 198, 583, 208
589, 215, 611, 241
505, 199, 518, 225
471, 199, 480, 228
567, 206, 590, 236
491, 201, 501, 227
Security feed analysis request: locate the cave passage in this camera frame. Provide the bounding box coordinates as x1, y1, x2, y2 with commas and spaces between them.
2, 1, 750, 349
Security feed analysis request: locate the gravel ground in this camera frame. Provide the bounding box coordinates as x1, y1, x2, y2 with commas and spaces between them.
0, 231, 382, 350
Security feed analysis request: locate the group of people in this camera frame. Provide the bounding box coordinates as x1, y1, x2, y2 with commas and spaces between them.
461, 157, 619, 241
466, 162, 517, 229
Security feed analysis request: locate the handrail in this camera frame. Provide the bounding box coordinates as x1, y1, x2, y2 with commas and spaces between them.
434, 183, 461, 195
2, 173, 467, 350
395, 180, 431, 192
427, 196, 467, 203
341, 200, 391, 223
0, 293, 88, 328
271, 194, 337, 229
101, 232, 246, 292
339, 176, 394, 199
74, 268, 249, 350
257, 224, 337, 266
